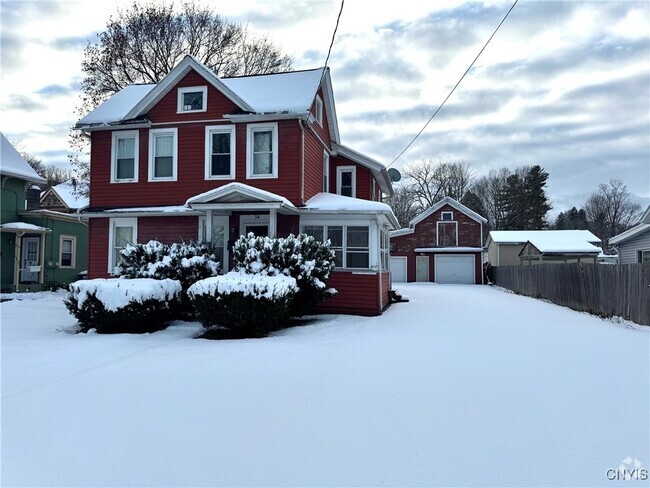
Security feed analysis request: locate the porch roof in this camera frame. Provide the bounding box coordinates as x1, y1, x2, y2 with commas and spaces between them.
0, 222, 50, 234
186, 183, 298, 214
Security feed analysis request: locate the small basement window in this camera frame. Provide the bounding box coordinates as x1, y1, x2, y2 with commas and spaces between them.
441, 211, 453, 221
177, 86, 207, 113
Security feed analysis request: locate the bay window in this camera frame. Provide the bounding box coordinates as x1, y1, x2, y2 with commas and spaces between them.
303, 224, 369, 269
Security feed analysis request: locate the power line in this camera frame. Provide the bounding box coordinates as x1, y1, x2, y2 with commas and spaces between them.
315, 0, 345, 96
388, 0, 519, 168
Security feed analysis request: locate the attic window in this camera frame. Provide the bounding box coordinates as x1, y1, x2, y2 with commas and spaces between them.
177, 86, 207, 113
315, 95, 323, 126
441, 211, 453, 221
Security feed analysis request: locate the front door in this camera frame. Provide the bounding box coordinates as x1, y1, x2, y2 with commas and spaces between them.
244, 225, 268, 237
416, 255, 429, 282
21, 237, 40, 283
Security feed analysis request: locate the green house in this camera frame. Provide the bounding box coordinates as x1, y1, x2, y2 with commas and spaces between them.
1, 134, 88, 292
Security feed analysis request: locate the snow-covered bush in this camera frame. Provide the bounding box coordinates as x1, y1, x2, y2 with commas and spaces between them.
65, 278, 182, 333
232, 233, 336, 316
114, 240, 220, 317
188, 271, 298, 338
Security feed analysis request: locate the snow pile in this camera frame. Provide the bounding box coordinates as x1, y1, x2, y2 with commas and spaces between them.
188, 271, 297, 300
69, 278, 181, 312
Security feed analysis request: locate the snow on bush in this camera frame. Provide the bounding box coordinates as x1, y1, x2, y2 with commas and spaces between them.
188, 271, 298, 339
232, 233, 336, 316
114, 240, 220, 318
65, 278, 182, 334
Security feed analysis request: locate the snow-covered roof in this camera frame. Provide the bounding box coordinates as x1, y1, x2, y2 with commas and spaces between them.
609, 223, 650, 245
410, 196, 487, 227
43, 181, 89, 210
186, 182, 295, 210
610, 204, 650, 245
0, 222, 50, 233
303, 193, 400, 229
83, 205, 202, 217
304, 192, 392, 213
0, 133, 46, 184
221, 68, 324, 113
76, 85, 156, 126
489, 230, 600, 245
76, 56, 329, 126
332, 143, 393, 196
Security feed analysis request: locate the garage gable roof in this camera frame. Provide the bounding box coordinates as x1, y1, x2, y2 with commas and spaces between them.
410, 196, 487, 227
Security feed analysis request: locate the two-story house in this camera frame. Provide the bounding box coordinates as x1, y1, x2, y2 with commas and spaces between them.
1, 134, 88, 292
389, 197, 486, 284
75, 55, 398, 316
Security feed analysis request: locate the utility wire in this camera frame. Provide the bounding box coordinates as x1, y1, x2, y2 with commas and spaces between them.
315, 0, 345, 99
388, 0, 519, 168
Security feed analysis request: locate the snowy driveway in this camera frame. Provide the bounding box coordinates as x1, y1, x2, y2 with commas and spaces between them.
1, 284, 649, 487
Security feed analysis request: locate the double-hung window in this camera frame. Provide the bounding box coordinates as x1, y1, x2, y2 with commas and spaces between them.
148, 128, 178, 181
59, 235, 76, 268
111, 131, 138, 182
108, 218, 137, 273
337, 166, 356, 197
177, 86, 207, 113
205, 125, 236, 179
303, 225, 369, 270
246, 122, 278, 178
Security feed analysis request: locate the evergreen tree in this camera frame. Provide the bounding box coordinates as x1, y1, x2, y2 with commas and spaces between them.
500, 165, 551, 230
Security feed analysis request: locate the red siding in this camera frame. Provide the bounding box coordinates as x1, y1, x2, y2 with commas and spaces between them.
138, 216, 199, 243
303, 129, 325, 201
90, 120, 303, 208
277, 214, 300, 236
310, 87, 331, 149
147, 71, 240, 123
330, 156, 374, 201
314, 271, 381, 316
88, 218, 109, 278
380, 270, 390, 308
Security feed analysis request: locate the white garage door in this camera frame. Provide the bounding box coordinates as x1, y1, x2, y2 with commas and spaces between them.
390, 257, 407, 282
435, 255, 475, 284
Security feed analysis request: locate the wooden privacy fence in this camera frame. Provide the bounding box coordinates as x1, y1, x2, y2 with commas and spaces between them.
491, 263, 650, 326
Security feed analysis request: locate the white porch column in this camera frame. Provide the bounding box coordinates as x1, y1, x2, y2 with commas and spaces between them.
206, 210, 213, 242
269, 209, 277, 238
13, 232, 23, 291
39, 233, 46, 284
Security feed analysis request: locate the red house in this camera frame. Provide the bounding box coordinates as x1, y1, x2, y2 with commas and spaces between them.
389, 197, 486, 284
75, 55, 398, 316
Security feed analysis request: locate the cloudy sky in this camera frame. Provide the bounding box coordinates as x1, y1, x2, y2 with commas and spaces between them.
1, 0, 648, 215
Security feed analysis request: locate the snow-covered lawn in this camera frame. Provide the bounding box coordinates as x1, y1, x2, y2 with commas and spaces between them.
2, 284, 648, 487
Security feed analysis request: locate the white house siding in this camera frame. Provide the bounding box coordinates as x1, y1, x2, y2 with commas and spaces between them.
616, 230, 650, 264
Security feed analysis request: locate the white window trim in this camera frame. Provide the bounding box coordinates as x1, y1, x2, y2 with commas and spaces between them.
336, 165, 356, 198
441, 211, 454, 221
59, 235, 76, 269
110, 130, 139, 183
108, 217, 137, 273
148, 127, 178, 182
205, 125, 236, 180
323, 150, 330, 193
246, 122, 279, 179
315, 95, 324, 127
177, 86, 207, 113
300, 221, 378, 271
436, 221, 459, 246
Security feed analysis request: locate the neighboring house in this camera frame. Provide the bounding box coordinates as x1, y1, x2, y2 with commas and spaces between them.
74, 55, 398, 316
0, 134, 89, 292
40, 181, 89, 213
609, 205, 650, 264
389, 197, 486, 284
486, 230, 602, 266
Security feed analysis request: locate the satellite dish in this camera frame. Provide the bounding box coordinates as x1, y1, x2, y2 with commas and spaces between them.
387, 168, 402, 182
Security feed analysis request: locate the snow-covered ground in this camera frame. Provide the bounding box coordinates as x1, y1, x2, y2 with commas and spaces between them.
2, 284, 648, 487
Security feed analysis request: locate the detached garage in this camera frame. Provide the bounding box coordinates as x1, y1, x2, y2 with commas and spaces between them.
390, 197, 487, 284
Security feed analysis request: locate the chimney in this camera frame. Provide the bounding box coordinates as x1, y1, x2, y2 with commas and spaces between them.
26, 185, 42, 210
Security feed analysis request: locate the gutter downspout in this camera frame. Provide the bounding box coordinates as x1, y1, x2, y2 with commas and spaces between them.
299, 119, 305, 205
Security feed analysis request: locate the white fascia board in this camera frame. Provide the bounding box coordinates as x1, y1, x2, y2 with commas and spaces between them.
610, 223, 650, 244
331, 142, 393, 196
224, 112, 309, 123
390, 228, 415, 237
81, 122, 152, 132
321, 69, 340, 144
414, 247, 483, 253
124, 56, 254, 121
300, 209, 399, 229
410, 196, 487, 227
190, 202, 299, 214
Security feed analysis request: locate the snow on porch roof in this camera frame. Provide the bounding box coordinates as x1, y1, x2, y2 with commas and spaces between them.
0, 222, 50, 233
186, 182, 295, 208
303, 193, 400, 228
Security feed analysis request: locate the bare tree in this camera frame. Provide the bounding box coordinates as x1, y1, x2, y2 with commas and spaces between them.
584, 178, 641, 249
403, 159, 474, 208
71, 0, 294, 195
470, 167, 510, 230
385, 184, 423, 227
